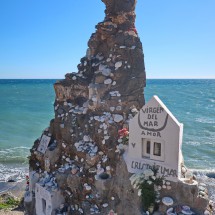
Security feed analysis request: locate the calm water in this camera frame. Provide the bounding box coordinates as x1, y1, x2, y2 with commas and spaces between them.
0, 79, 214, 181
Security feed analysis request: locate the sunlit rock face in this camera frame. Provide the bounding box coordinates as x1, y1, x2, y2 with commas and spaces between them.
26, 0, 146, 214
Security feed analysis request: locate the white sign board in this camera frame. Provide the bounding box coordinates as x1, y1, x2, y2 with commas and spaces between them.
37, 135, 51, 154
126, 95, 184, 182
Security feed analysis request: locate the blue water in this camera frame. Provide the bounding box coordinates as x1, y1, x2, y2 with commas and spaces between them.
0, 79, 214, 181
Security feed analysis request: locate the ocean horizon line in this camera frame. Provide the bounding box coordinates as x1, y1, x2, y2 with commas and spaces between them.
0, 78, 215, 80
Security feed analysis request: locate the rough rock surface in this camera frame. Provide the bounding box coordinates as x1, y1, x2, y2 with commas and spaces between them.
27, 0, 146, 214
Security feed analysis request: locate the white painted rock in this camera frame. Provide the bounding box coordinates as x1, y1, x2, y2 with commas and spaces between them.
113, 114, 123, 123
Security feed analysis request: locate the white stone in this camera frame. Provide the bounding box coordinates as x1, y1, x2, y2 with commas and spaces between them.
113, 114, 123, 123
72, 76, 77, 80
115, 61, 122, 68
106, 58, 111, 62
104, 79, 112, 85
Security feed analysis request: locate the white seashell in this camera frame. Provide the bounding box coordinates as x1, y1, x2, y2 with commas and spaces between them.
166, 181, 171, 186
162, 185, 167, 189
79, 208, 84, 213
99, 151, 104, 155
102, 140, 106, 144
106, 166, 111, 171
106, 58, 111, 62
102, 68, 111, 76
83, 135, 90, 142
72, 76, 77, 80
102, 203, 108, 208
116, 106, 122, 111
167, 185, 172, 190
162, 197, 173, 206
110, 107, 115, 112
99, 64, 106, 71
118, 139, 122, 143
113, 114, 123, 123
157, 185, 162, 190
104, 79, 112, 85
104, 136, 110, 140
85, 185, 91, 191
92, 97, 97, 102
115, 61, 122, 68
112, 81, 116, 86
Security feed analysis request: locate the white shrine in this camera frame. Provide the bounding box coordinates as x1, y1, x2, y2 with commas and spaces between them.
126, 95, 184, 182
35, 183, 64, 215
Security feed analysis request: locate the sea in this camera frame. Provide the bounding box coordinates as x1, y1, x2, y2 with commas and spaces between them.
0, 79, 215, 182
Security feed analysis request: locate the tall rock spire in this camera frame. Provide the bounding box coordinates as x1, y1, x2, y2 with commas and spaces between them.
27, 0, 146, 214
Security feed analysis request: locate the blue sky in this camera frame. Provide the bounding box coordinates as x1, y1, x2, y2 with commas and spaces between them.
0, 0, 214, 79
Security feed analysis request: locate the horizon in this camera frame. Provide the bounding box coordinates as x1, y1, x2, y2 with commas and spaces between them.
0, 0, 214, 79
1, 78, 215, 80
